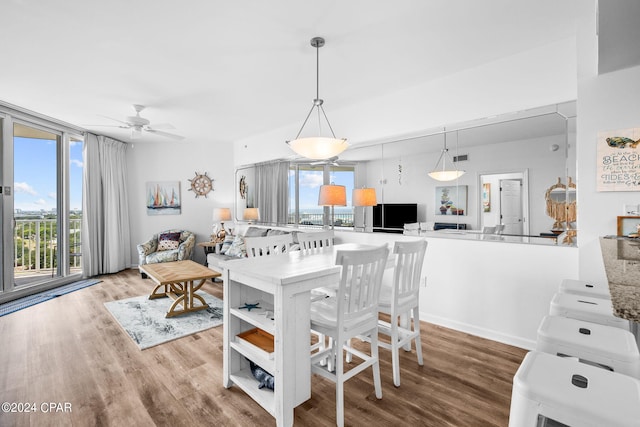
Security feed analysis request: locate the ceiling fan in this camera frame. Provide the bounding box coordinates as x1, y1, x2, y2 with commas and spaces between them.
90, 104, 185, 141
310, 156, 340, 166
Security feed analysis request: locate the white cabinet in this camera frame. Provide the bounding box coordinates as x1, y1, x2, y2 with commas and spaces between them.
222, 250, 341, 426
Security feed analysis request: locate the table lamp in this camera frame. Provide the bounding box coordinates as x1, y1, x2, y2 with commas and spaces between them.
212, 207, 232, 241
352, 188, 377, 232
318, 184, 346, 229
243, 208, 260, 224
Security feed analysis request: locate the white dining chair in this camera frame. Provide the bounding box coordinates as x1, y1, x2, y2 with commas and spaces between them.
376, 239, 428, 387
298, 230, 335, 252
244, 233, 293, 258
310, 245, 389, 427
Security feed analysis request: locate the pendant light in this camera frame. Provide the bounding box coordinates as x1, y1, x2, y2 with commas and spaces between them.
428, 131, 465, 181
286, 37, 348, 160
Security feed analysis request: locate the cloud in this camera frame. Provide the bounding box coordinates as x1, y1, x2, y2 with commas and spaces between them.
70, 159, 83, 167
299, 173, 324, 189
34, 199, 47, 206
14, 182, 37, 196
48, 192, 56, 199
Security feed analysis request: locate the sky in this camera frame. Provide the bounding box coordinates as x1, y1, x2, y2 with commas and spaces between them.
13, 136, 83, 212
289, 168, 354, 211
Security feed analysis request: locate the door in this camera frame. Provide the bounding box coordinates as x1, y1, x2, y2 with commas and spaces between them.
13, 122, 62, 287
500, 179, 523, 235
1, 115, 83, 301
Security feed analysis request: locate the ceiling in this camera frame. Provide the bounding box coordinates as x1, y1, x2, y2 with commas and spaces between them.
0, 1, 592, 147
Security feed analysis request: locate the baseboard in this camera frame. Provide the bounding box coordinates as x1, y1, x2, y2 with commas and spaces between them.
420, 311, 536, 351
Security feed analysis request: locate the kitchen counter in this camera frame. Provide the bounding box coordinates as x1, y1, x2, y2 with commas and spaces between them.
600, 236, 640, 324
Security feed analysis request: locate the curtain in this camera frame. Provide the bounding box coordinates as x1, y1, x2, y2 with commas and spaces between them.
255, 161, 289, 225
81, 133, 131, 277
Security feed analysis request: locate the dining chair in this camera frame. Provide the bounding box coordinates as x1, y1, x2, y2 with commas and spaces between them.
298, 230, 335, 252
299, 231, 336, 358
309, 245, 389, 427
244, 233, 293, 258
376, 239, 428, 387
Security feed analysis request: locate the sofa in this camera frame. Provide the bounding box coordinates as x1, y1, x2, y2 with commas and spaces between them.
206, 226, 299, 272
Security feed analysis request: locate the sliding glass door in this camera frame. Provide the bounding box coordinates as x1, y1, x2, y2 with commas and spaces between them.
1, 109, 83, 302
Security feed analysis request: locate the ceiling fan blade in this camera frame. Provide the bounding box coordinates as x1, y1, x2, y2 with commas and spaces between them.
146, 129, 185, 140
147, 123, 175, 130
83, 124, 128, 128
98, 114, 131, 126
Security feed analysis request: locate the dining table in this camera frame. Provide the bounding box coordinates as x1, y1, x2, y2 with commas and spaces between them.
220, 243, 390, 427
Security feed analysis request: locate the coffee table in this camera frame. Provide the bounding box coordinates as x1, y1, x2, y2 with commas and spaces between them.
139, 260, 221, 318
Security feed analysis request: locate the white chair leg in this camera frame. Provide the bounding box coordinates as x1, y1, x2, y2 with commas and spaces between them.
370, 328, 383, 399
400, 311, 411, 351
328, 337, 335, 372
391, 319, 401, 387
336, 344, 345, 427
345, 338, 353, 363
413, 307, 424, 366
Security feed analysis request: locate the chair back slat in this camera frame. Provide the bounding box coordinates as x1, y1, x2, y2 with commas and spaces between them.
298, 230, 335, 252
335, 245, 389, 330
392, 239, 428, 312
245, 234, 294, 258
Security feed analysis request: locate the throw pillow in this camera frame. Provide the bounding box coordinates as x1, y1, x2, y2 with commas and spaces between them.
244, 226, 269, 238
157, 232, 181, 251
220, 235, 235, 254
225, 235, 247, 258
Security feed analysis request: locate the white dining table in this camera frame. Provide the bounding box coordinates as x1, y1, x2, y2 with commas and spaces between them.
221, 243, 388, 427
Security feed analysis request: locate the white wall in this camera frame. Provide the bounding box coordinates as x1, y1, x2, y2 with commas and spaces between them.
126, 141, 235, 265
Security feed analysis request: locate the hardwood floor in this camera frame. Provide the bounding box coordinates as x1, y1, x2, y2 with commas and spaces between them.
0, 269, 527, 426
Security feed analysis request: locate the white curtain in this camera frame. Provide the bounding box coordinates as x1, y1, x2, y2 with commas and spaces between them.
255, 161, 289, 225
81, 133, 131, 277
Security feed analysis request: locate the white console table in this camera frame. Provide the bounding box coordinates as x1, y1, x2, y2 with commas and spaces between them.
222, 246, 350, 426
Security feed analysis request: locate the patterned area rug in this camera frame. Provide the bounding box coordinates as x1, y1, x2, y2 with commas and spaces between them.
104, 291, 223, 350
0, 279, 102, 317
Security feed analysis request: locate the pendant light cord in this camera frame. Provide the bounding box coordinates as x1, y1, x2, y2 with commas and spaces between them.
293, 38, 338, 140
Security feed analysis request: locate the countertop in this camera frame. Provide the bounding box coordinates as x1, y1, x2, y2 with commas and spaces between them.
600, 236, 640, 322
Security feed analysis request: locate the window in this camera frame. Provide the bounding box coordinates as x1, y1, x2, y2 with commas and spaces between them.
288, 163, 355, 228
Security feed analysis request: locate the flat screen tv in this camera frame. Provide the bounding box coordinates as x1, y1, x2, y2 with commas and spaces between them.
372, 203, 418, 232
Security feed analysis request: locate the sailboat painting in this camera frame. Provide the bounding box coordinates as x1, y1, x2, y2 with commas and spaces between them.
146, 181, 181, 215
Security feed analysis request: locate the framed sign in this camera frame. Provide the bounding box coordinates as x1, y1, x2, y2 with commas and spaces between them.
597, 127, 640, 191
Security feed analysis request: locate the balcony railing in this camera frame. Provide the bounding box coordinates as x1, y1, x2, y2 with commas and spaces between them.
14, 218, 82, 283
288, 212, 354, 227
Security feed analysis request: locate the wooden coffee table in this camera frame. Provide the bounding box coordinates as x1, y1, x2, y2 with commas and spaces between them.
139, 260, 221, 318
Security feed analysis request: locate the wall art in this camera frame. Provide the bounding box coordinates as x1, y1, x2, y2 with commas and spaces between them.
597, 127, 640, 191
146, 181, 181, 215
482, 183, 491, 212
436, 185, 467, 215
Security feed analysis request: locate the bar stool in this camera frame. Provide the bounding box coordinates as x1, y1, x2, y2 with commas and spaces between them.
549, 292, 629, 330
509, 351, 640, 427
536, 315, 640, 378
559, 278, 611, 299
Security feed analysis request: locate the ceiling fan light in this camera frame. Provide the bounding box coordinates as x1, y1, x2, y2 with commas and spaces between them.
287, 137, 348, 160
131, 126, 142, 140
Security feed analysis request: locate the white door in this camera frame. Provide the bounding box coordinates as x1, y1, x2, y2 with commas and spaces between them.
500, 179, 523, 235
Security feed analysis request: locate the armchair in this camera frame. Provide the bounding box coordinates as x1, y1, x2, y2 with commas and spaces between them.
137, 229, 196, 278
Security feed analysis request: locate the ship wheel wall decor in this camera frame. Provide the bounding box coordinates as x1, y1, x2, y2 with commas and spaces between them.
188, 172, 214, 198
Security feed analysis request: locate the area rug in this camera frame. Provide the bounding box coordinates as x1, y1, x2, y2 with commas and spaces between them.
104, 291, 223, 350
0, 278, 102, 317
